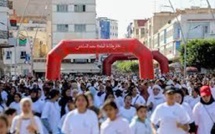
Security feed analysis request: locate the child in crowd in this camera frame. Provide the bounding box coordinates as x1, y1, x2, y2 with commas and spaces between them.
100, 100, 132, 134
130, 105, 152, 134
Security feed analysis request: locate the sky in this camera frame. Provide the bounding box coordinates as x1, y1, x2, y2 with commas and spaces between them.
96, 0, 215, 38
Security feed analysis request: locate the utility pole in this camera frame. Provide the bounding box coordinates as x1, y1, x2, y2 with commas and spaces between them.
205, 0, 215, 21
168, 0, 187, 77
14, 0, 30, 76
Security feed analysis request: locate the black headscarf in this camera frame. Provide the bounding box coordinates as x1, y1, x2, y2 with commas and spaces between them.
200, 96, 215, 105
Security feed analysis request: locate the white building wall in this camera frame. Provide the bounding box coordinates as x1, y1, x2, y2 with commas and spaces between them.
153, 13, 215, 60
109, 20, 118, 39
52, 0, 97, 59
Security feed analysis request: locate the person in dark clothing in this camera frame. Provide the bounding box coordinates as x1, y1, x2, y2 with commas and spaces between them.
6, 86, 16, 106
59, 88, 71, 117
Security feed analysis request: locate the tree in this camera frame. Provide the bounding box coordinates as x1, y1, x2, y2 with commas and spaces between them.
116, 61, 139, 73
180, 39, 215, 69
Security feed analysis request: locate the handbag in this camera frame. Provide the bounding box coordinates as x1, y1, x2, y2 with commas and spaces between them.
203, 105, 215, 134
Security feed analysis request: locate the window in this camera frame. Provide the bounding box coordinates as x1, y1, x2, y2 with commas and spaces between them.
141, 28, 145, 38
20, 51, 26, 59
74, 24, 86, 32
57, 4, 68, 12
8, 1, 13, 9
74, 59, 88, 63
74, 5, 86, 12
204, 25, 209, 33
6, 51, 12, 59
136, 29, 139, 36
164, 29, 167, 43
57, 24, 69, 32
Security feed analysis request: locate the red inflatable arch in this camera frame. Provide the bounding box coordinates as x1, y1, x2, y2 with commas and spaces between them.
103, 50, 169, 76
46, 39, 154, 80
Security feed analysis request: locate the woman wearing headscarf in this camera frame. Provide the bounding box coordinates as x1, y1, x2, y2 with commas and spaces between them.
193, 86, 215, 134
9, 93, 22, 114
30, 88, 44, 117
10, 98, 44, 134
59, 88, 71, 117
147, 85, 165, 114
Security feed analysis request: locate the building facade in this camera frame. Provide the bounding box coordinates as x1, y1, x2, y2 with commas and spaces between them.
133, 19, 148, 44
144, 12, 177, 49
0, 0, 14, 76
51, 0, 100, 74
3, 16, 51, 76
152, 8, 215, 60
96, 17, 118, 39
52, 0, 96, 57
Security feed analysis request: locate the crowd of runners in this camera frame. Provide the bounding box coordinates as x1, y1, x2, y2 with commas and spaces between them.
0, 74, 215, 134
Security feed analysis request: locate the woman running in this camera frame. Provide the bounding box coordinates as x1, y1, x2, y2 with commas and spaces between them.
151, 86, 190, 134
62, 94, 99, 134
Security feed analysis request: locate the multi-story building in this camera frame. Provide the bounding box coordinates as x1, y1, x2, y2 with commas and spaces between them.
0, 0, 14, 76
133, 19, 148, 44
96, 17, 118, 39
3, 16, 51, 76
51, 0, 100, 74
152, 7, 215, 60
96, 17, 118, 66
145, 12, 177, 49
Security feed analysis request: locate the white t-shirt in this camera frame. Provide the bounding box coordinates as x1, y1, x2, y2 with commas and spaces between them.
129, 117, 152, 134
211, 87, 215, 100
147, 94, 165, 112
151, 102, 190, 134
32, 99, 44, 114
100, 117, 132, 134
10, 115, 44, 134
58, 114, 66, 130
9, 102, 21, 114
0, 104, 4, 113
132, 94, 146, 106
193, 102, 215, 134
95, 92, 106, 107
41, 101, 61, 134
119, 107, 136, 123
115, 97, 124, 108
184, 95, 192, 105
181, 102, 194, 123
189, 96, 200, 109
1, 90, 8, 101
62, 109, 99, 134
